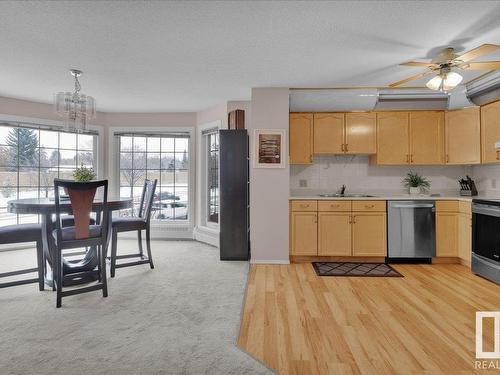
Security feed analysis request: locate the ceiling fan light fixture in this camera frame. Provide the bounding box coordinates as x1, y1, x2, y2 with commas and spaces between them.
426, 71, 463, 91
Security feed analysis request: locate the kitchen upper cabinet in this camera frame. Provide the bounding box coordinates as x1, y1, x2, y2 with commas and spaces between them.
410, 111, 444, 165
345, 113, 377, 154
481, 100, 500, 164
351, 212, 387, 256
318, 213, 352, 256
445, 107, 481, 165
290, 211, 317, 255
375, 112, 410, 165
313, 113, 344, 154
290, 113, 313, 164
436, 212, 458, 257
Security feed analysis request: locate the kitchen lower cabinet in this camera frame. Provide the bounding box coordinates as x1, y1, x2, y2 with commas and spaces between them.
352, 213, 387, 256
291, 211, 317, 255
318, 213, 352, 256
458, 212, 472, 264
291, 200, 387, 258
436, 212, 458, 257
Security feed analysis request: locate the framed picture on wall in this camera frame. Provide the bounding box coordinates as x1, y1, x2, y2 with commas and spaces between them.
254, 129, 286, 168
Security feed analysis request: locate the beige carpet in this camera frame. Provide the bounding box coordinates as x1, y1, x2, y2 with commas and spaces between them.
0, 239, 273, 375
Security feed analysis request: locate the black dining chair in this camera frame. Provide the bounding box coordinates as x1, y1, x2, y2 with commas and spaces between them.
53, 179, 109, 308
0, 224, 44, 290
109, 179, 157, 277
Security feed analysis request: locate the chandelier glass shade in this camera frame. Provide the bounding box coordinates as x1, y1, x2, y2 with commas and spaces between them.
54, 69, 96, 132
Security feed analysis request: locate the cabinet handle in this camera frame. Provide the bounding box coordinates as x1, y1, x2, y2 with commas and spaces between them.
365, 204, 375, 209
446, 154, 449, 163
331, 204, 340, 208
300, 204, 309, 208
341, 144, 345, 152
410, 154, 414, 163
406, 154, 409, 163
345, 144, 348, 152
310, 155, 313, 162
352, 216, 356, 224
349, 216, 352, 224
496, 150, 499, 161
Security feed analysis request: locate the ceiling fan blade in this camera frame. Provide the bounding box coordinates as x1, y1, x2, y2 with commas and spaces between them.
400, 61, 439, 68
389, 70, 434, 87
456, 44, 499, 62
461, 61, 500, 70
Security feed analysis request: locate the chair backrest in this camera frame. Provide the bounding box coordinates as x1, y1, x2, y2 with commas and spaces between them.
54, 179, 108, 242
137, 179, 157, 223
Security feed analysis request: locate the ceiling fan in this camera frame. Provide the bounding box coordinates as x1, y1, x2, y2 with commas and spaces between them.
389, 44, 500, 91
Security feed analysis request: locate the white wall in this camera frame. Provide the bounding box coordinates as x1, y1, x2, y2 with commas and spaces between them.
472, 164, 500, 195
249, 88, 290, 264
291, 155, 472, 195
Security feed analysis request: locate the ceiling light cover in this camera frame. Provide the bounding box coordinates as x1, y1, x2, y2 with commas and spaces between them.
54, 69, 96, 132
426, 71, 463, 92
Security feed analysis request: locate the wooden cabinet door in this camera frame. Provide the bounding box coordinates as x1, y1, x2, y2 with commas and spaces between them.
445, 107, 480, 164
345, 113, 376, 154
409, 111, 444, 165
436, 213, 458, 257
290, 113, 313, 164
313, 113, 344, 154
481, 100, 500, 164
318, 213, 352, 256
291, 212, 317, 255
351, 213, 387, 256
458, 213, 472, 265
376, 112, 410, 164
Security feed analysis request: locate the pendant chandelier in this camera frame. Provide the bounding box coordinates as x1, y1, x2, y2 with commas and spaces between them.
54, 69, 96, 132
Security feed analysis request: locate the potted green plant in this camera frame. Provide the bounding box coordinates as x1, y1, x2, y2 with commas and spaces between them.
402, 171, 431, 195
73, 164, 96, 182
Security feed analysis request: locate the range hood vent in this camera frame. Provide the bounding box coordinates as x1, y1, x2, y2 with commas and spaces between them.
290, 89, 378, 112
375, 89, 449, 110
466, 71, 500, 106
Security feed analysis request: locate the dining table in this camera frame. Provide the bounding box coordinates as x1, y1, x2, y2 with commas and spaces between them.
8, 197, 133, 287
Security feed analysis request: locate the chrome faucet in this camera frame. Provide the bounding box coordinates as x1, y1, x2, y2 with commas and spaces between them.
340, 184, 346, 195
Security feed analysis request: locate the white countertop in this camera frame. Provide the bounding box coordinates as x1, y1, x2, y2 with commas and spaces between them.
289, 190, 500, 201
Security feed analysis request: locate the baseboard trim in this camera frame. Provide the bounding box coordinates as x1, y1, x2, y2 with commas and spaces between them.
193, 227, 219, 248
432, 257, 461, 264
250, 259, 290, 265
291, 256, 385, 263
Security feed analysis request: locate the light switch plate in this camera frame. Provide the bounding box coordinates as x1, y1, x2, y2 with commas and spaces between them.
299, 179, 308, 188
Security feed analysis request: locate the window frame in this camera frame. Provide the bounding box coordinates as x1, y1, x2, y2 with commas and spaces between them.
0, 113, 103, 230
204, 129, 220, 228
109, 126, 195, 230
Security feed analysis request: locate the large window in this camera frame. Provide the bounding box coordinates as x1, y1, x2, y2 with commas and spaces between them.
207, 131, 219, 224
117, 133, 189, 221
0, 123, 97, 226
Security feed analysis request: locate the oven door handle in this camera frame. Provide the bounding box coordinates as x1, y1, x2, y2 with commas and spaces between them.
472, 205, 500, 218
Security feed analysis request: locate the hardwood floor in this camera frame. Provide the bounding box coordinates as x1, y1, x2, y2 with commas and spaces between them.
238, 263, 500, 375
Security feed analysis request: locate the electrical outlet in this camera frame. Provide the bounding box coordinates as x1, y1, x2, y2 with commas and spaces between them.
299, 179, 308, 188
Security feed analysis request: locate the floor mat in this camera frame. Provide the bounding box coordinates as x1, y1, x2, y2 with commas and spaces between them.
312, 262, 403, 277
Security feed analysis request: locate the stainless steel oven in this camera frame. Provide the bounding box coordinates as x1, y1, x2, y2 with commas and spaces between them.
472, 199, 500, 284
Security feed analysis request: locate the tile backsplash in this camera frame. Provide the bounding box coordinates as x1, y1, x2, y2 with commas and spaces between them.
290, 155, 473, 194
472, 164, 500, 194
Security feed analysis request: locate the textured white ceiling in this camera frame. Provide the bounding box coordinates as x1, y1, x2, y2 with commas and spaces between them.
0, 1, 499, 112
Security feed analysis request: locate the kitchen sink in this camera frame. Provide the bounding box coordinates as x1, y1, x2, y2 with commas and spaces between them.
319, 193, 375, 198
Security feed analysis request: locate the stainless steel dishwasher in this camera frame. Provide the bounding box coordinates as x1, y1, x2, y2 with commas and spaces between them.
388, 201, 436, 262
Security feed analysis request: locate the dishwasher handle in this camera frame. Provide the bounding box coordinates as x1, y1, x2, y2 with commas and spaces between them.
390, 203, 435, 209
